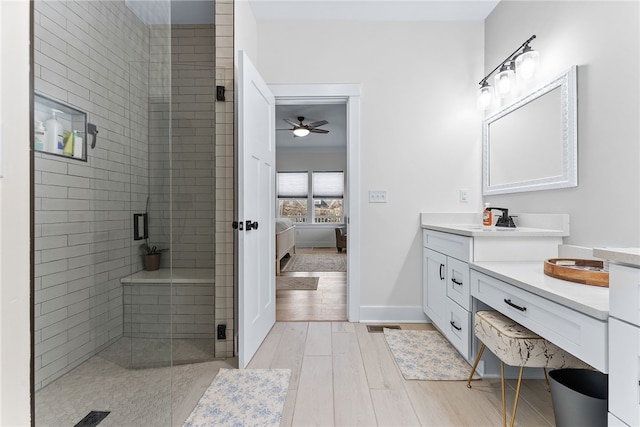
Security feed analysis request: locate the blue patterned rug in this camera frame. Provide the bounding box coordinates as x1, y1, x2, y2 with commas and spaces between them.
183, 368, 291, 427
383, 328, 479, 381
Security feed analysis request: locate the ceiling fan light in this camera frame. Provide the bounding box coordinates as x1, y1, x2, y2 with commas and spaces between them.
293, 128, 310, 137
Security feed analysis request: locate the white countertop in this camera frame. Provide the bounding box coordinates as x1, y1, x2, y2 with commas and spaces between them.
471, 261, 609, 320
121, 268, 215, 284
593, 247, 640, 267
423, 224, 567, 238
420, 212, 570, 238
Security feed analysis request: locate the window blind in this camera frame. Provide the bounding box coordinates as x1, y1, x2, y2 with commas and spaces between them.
313, 171, 344, 198
277, 172, 308, 198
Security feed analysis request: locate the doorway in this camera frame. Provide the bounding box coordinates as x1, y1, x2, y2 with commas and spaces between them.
269, 84, 362, 323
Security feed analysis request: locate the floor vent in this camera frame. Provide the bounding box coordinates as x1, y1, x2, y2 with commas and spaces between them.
74, 411, 110, 427
366, 325, 401, 333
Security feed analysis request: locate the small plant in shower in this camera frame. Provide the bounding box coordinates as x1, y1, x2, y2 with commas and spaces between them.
139, 240, 167, 271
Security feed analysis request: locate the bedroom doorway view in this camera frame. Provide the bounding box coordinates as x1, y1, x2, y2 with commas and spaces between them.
275, 103, 348, 322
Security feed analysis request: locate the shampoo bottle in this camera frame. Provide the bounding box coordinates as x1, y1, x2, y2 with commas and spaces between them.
483, 203, 492, 227
45, 109, 64, 155
72, 130, 83, 159
34, 121, 46, 151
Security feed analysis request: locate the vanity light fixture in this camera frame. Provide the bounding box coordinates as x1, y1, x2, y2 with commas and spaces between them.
477, 34, 539, 109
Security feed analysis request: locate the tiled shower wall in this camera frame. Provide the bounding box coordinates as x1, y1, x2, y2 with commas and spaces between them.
33, 0, 150, 390
148, 25, 217, 270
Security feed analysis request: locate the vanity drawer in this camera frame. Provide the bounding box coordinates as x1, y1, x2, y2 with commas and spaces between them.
470, 270, 608, 372
445, 298, 471, 360
423, 230, 472, 262
447, 257, 471, 310
609, 263, 640, 327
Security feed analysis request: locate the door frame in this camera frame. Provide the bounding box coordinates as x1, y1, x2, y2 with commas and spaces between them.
269, 83, 361, 322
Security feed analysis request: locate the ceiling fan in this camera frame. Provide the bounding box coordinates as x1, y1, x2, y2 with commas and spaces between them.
277, 116, 329, 137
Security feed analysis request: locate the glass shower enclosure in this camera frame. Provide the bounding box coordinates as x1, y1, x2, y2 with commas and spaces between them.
32, 1, 231, 424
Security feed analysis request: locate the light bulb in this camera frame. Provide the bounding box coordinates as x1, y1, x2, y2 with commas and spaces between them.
515, 47, 539, 80
293, 128, 310, 137
494, 63, 515, 97
477, 83, 493, 110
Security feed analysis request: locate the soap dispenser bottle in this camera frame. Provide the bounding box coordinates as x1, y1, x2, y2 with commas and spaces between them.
45, 109, 64, 155
34, 121, 46, 151
482, 203, 492, 227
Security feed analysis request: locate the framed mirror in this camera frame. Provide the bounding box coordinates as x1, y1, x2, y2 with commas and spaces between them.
482, 65, 577, 195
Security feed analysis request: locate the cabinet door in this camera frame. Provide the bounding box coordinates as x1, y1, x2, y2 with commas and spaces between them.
609, 318, 640, 426
424, 248, 448, 330
447, 257, 470, 310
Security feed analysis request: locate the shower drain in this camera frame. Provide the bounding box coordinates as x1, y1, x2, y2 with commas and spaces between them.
74, 411, 110, 427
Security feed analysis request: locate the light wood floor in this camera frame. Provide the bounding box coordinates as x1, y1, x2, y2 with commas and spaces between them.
248, 322, 556, 427
277, 247, 347, 322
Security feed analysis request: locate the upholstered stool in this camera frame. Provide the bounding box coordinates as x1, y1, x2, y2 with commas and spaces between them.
467, 310, 586, 427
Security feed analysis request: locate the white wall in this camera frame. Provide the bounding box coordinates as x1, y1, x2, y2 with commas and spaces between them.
257, 21, 484, 313
0, 1, 31, 424
277, 150, 347, 247
233, 0, 258, 65
484, 1, 640, 248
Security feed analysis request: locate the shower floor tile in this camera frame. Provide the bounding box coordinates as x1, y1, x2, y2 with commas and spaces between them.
35, 344, 234, 427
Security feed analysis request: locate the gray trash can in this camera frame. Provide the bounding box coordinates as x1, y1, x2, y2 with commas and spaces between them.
549, 369, 608, 427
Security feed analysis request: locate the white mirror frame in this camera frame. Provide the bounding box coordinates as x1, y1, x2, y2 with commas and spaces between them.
482, 65, 578, 195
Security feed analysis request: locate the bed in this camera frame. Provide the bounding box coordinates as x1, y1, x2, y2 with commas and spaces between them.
276, 218, 296, 276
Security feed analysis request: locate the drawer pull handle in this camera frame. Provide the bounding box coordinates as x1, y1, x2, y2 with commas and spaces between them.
439, 264, 445, 281
451, 278, 463, 286
450, 321, 462, 331
504, 298, 527, 312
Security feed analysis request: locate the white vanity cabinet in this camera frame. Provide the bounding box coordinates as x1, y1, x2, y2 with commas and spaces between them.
607, 262, 640, 427
423, 230, 473, 359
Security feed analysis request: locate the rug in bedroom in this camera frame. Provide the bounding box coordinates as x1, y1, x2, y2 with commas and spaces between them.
281, 253, 346, 272
183, 368, 291, 427
276, 276, 319, 290
383, 328, 479, 381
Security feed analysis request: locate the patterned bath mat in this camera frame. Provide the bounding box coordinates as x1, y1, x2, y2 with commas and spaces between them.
281, 253, 346, 272
276, 276, 319, 290
183, 368, 291, 427
384, 329, 479, 381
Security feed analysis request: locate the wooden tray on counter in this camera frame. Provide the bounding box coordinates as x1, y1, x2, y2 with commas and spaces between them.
543, 258, 609, 287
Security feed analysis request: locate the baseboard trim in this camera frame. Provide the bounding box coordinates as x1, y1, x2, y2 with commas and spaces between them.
359, 306, 429, 323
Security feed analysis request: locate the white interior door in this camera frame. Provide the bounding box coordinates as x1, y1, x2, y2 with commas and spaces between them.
237, 51, 276, 368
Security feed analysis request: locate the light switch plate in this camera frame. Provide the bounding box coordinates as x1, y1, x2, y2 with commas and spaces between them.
459, 188, 469, 203
369, 190, 387, 203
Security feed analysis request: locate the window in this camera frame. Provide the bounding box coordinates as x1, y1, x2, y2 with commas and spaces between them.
277, 171, 345, 224
312, 171, 344, 223
277, 172, 308, 223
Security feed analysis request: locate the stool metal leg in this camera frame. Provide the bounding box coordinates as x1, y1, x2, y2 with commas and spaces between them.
500, 362, 506, 427
509, 366, 525, 427
466, 342, 485, 388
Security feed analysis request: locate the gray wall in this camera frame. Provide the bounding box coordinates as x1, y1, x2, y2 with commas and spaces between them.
484, 1, 640, 248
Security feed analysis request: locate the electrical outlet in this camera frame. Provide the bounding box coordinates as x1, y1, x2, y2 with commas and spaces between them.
369, 190, 388, 203
459, 188, 469, 203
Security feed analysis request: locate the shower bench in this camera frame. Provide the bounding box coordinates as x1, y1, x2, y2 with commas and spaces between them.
120, 268, 215, 339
